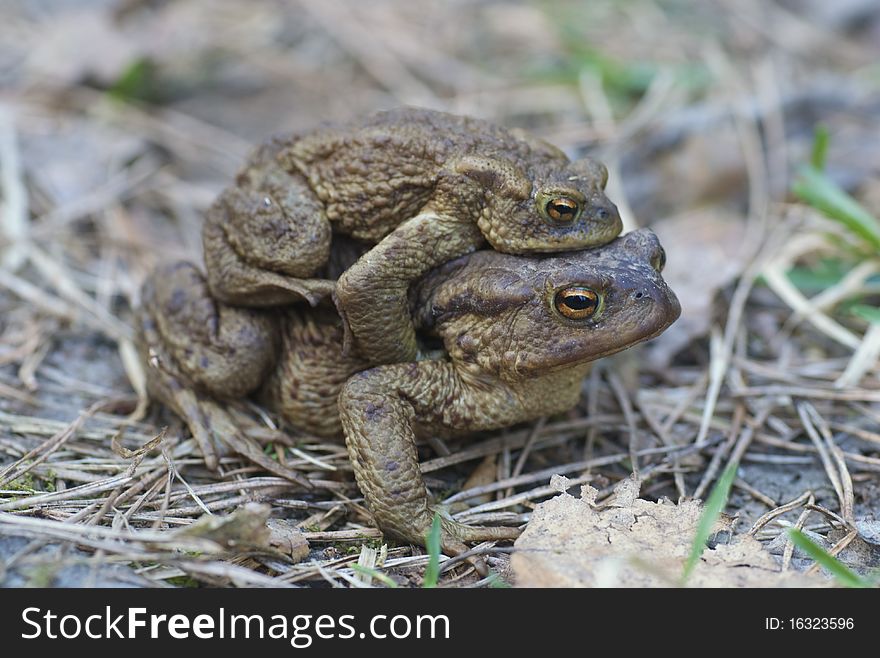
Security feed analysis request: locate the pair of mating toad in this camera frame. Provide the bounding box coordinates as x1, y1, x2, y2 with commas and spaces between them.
139, 108, 680, 563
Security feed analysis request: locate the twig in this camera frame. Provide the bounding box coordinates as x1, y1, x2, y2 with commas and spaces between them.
781, 496, 814, 572
748, 491, 813, 536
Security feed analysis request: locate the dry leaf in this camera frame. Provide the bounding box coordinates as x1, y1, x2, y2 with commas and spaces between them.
266, 519, 311, 563
512, 478, 828, 587
175, 502, 271, 551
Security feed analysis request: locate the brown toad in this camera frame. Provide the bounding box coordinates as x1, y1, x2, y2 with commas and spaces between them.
139, 229, 678, 560
203, 107, 622, 365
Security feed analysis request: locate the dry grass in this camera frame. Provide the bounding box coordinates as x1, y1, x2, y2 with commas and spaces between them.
1, 0, 879, 587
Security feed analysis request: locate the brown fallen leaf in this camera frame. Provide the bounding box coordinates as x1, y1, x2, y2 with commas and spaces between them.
266, 518, 311, 563
175, 502, 271, 551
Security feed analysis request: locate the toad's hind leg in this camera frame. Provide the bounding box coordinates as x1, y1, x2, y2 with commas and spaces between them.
338, 361, 521, 574
203, 140, 335, 307
138, 261, 309, 486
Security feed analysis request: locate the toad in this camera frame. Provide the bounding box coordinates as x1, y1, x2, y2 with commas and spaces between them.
138, 229, 679, 560
202, 107, 622, 365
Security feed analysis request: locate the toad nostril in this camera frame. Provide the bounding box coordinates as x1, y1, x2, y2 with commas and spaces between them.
634, 291, 644, 299
596, 208, 609, 220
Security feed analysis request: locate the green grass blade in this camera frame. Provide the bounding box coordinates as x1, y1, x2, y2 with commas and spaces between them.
681, 461, 738, 584
423, 513, 442, 588
107, 58, 161, 103
792, 165, 880, 251
784, 260, 848, 293
852, 304, 880, 324
486, 573, 511, 588
810, 124, 829, 171
787, 528, 869, 588
350, 564, 398, 588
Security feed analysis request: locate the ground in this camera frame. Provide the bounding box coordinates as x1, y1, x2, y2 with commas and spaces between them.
0, 0, 879, 587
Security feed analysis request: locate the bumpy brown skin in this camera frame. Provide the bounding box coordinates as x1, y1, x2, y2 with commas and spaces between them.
202, 107, 623, 365
138, 229, 679, 562
137, 263, 314, 483
338, 229, 679, 556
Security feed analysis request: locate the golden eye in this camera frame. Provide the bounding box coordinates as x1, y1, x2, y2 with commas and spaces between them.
554, 287, 600, 320
652, 247, 666, 272
542, 196, 581, 223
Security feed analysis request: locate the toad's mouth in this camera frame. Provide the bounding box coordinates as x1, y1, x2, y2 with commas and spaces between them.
501, 291, 681, 380
516, 225, 624, 253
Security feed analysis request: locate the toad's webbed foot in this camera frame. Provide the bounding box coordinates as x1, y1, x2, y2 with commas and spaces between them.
400, 508, 522, 576
153, 381, 311, 488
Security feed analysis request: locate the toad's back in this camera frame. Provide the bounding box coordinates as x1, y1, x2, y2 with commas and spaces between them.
279, 107, 568, 238
201, 106, 621, 366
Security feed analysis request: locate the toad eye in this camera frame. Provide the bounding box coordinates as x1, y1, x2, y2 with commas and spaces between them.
652, 246, 666, 272
540, 195, 582, 224
554, 287, 601, 320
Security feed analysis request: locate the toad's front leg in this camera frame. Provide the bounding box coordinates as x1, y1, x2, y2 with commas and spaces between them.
338, 361, 521, 565
335, 213, 483, 365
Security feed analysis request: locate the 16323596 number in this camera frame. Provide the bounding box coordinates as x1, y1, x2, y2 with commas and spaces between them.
790, 618, 854, 630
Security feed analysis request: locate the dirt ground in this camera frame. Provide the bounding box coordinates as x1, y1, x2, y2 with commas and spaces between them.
1, 0, 879, 587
